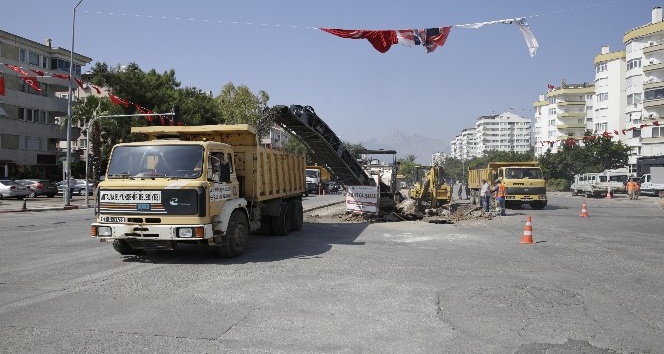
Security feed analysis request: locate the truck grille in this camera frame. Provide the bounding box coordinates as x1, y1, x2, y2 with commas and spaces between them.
126, 239, 175, 250
506, 187, 546, 195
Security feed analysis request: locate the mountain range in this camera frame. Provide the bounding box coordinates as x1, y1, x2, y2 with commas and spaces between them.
358, 131, 447, 165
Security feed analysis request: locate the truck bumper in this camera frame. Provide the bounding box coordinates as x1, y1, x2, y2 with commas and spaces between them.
91, 223, 215, 242
505, 194, 547, 202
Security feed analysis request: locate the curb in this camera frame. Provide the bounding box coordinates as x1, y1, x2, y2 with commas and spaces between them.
0, 205, 85, 214
304, 200, 345, 213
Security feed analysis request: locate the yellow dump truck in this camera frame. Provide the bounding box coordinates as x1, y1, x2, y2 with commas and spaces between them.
90, 124, 306, 257
305, 165, 332, 194
467, 161, 547, 209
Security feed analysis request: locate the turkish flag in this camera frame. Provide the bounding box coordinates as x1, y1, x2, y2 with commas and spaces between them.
74, 78, 85, 89
53, 74, 70, 80
654, 121, 660, 126
547, 84, 555, 90
20, 76, 42, 92
109, 93, 129, 107
0, 76, 5, 96
30, 69, 45, 76
90, 85, 101, 94
4, 64, 28, 76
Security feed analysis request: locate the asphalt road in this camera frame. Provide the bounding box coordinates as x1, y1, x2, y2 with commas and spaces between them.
0, 192, 662, 353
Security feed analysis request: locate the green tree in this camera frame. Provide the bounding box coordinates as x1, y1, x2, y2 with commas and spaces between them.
538, 133, 631, 180
215, 82, 269, 125
397, 156, 417, 183
344, 142, 366, 160
282, 135, 314, 164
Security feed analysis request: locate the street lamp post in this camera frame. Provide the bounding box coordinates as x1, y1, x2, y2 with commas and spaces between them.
65, 0, 84, 207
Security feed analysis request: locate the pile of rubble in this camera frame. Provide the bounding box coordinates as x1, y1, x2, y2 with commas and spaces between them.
336, 197, 496, 224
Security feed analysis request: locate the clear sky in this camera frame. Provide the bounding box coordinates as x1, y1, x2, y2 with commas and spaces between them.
2, 0, 659, 158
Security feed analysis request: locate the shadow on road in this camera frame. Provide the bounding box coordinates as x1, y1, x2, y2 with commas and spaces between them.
119, 221, 369, 265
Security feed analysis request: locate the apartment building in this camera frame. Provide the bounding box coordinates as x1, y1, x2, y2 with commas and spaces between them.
450, 127, 476, 160
0, 30, 91, 179
450, 112, 531, 159
533, 83, 595, 156
623, 6, 664, 172
594, 46, 626, 142
475, 112, 531, 154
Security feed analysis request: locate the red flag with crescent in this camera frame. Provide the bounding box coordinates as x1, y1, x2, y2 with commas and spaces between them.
20, 76, 41, 92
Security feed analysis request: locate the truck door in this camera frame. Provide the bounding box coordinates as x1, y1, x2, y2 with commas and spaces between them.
208, 149, 239, 207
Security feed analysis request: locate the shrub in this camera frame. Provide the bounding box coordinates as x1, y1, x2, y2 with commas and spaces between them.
546, 178, 570, 191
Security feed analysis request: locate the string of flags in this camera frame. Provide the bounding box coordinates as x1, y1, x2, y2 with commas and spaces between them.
1, 62, 180, 126
321, 17, 538, 56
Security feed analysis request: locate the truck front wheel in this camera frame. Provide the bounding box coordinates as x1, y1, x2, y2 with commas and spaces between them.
218, 210, 249, 258
272, 202, 292, 236
531, 201, 547, 209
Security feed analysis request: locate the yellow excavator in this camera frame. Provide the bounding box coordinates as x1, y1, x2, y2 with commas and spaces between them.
409, 165, 451, 211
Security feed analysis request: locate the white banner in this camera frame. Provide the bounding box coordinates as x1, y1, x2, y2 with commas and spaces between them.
99, 190, 162, 203
345, 185, 379, 213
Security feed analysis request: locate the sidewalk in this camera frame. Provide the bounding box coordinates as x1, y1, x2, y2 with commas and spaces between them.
0, 196, 92, 214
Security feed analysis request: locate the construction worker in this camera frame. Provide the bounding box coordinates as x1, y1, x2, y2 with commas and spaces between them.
480, 179, 491, 212
493, 178, 506, 216
634, 179, 640, 200
626, 179, 636, 200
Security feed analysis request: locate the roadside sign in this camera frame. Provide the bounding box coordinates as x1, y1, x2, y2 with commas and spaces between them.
345, 185, 379, 213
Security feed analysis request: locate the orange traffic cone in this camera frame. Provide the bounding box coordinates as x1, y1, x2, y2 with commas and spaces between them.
521, 216, 534, 244
605, 188, 613, 199
579, 202, 589, 217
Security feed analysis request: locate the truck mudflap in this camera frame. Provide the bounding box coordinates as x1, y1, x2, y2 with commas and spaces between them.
91, 223, 214, 241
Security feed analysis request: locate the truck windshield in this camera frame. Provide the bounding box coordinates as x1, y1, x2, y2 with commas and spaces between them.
505, 168, 542, 180
106, 145, 204, 179
306, 170, 319, 178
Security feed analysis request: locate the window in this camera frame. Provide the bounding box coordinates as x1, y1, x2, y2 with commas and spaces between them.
653, 127, 664, 138
627, 58, 642, 70
50, 57, 81, 75
627, 93, 642, 105
28, 51, 40, 66
39, 111, 47, 124
595, 122, 608, 132
633, 129, 641, 138
596, 93, 609, 102
596, 62, 607, 73
645, 88, 664, 101
19, 48, 26, 63
42, 56, 48, 69
548, 108, 557, 115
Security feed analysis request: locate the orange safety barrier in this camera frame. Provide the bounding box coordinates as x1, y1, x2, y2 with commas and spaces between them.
579, 202, 589, 217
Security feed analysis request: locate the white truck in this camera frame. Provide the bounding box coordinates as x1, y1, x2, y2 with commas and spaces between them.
639, 166, 664, 197
571, 173, 604, 197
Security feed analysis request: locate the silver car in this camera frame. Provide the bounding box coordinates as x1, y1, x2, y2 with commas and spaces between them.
57, 179, 96, 196
0, 180, 31, 199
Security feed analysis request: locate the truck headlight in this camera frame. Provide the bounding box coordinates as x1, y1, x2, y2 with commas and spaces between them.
177, 227, 194, 238
97, 226, 112, 237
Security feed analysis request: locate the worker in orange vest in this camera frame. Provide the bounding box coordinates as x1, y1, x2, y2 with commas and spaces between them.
626, 179, 636, 200
634, 179, 640, 200
493, 178, 506, 216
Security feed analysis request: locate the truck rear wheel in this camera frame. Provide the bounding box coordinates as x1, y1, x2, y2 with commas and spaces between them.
112, 239, 140, 255
271, 202, 292, 236
289, 200, 303, 231
218, 210, 249, 258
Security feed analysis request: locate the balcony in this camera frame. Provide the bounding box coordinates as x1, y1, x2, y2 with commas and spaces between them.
556, 124, 586, 130
641, 136, 664, 144
557, 112, 585, 119
643, 98, 664, 109
642, 62, 664, 73
556, 101, 586, 106
643, 80, 664, 91
643, 43, 664, 55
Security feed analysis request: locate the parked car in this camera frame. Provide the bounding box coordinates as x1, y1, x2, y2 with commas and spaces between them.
57, 179, 96, 196
0, 179, 31, 199
16, 179, 58, 198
